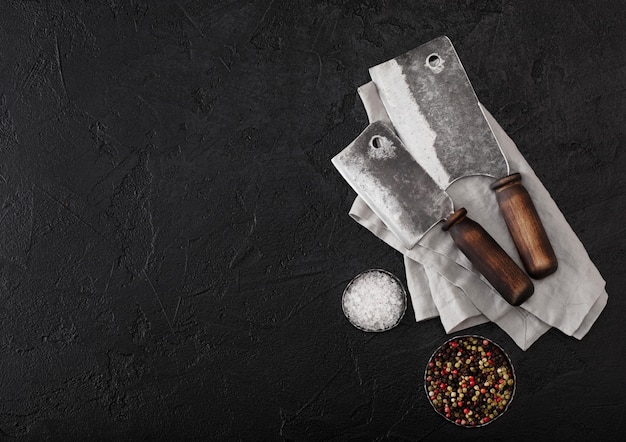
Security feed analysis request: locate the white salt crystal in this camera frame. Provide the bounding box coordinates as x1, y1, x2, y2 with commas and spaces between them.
342, 269, 407, 332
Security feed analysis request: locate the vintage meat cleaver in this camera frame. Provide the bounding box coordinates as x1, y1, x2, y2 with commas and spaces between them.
332, 121, 533, 306
369, 36, 557, 279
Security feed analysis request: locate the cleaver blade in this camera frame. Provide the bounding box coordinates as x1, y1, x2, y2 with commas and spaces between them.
370, 36, 557, 279
333, 121, 533, 306
332, 121, 452, 249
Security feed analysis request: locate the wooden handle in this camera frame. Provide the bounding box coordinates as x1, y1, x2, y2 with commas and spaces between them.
491, 173, 558, 279
443, 208, 534, 306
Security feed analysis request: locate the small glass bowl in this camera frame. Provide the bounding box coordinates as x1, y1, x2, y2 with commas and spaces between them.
341, 269, 407, 332
424, 335, 516, 427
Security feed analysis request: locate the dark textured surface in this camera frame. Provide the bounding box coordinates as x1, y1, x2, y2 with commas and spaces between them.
0, 0, 624, 440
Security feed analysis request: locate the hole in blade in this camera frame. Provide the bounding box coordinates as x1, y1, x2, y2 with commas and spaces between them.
371, 135, 382, 149
426, 54, 441, 68
426, 53, 445, 74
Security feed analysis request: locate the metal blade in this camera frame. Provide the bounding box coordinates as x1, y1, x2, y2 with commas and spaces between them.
332, 121, 453, 249
369, 36, 509, 189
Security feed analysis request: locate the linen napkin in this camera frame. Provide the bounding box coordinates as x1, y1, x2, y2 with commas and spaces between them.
346, 81, 607, 350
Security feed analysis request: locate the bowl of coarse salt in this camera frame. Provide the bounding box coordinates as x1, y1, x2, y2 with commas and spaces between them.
341, 269, 407, 332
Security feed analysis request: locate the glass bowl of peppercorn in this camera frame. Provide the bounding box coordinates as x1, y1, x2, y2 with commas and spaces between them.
424, 335, 516, 427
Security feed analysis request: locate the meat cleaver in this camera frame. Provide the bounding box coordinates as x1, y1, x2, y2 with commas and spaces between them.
369, 36, 557, 279
332, 121, 533, 306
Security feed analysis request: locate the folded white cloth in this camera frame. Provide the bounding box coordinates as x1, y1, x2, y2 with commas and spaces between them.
347, 82, 607, 350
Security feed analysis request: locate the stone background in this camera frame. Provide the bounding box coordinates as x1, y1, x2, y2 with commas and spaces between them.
0, 0, 624, 440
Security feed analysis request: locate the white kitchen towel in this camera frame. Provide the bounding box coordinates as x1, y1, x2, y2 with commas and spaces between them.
347, 82, 607, 350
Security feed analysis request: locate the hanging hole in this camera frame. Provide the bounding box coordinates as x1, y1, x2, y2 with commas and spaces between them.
370, 135, 382, 149
427, 53, 441, 68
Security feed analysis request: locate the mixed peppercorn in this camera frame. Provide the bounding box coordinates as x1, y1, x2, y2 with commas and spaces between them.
424, 336, 515, 427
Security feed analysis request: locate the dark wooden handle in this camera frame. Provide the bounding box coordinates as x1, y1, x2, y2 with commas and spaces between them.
442, 208, 534, 306
491, 173, 558, 279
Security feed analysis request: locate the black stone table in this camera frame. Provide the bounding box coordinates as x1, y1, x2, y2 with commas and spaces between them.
0, 1, 624, 440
